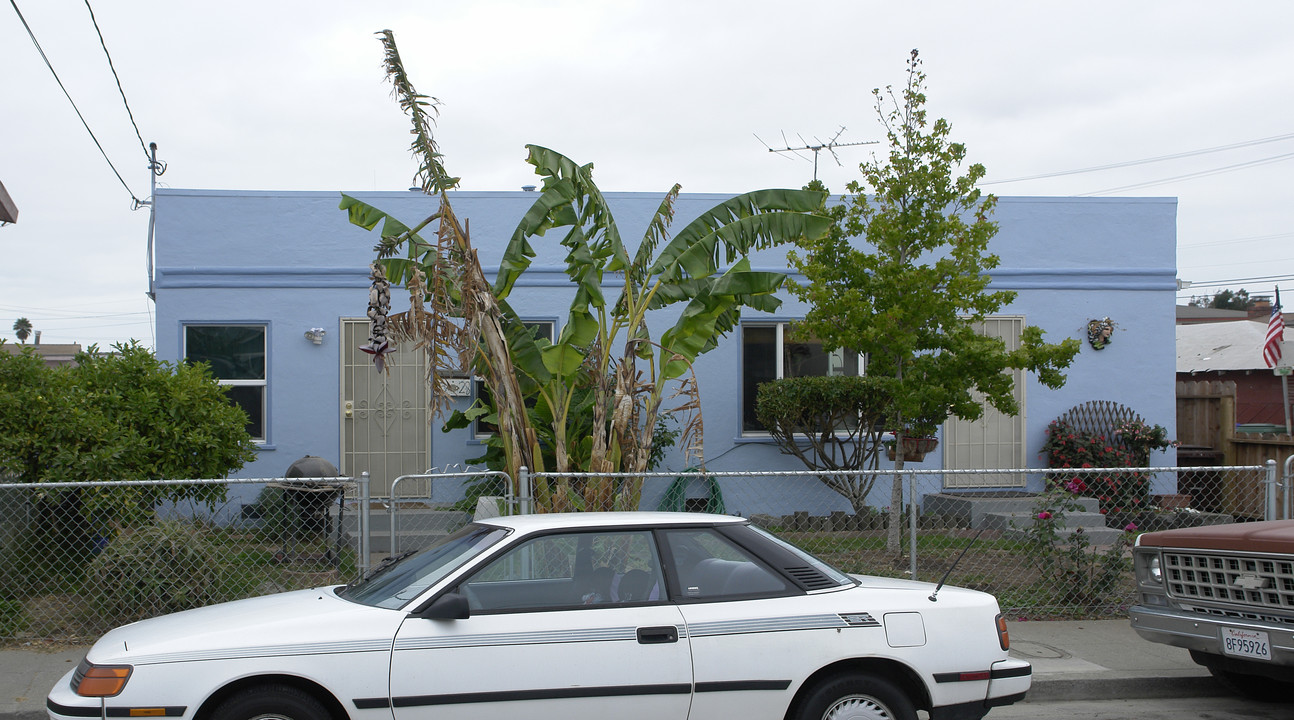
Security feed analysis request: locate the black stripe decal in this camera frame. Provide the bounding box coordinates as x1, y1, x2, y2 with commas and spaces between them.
47, 700, 100, 718
389, 683, 693, 707
991, 665, 1032, 679
46, 700, 187, 718
695, 680, 791, 693
352, 698, 390, 710
933, 665, 1032, 684
105, 707, 188, 718
934, 671, 987, 684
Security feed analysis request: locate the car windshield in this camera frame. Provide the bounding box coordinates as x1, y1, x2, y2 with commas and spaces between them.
748, 525, 855, 587
339, 523, 508, 609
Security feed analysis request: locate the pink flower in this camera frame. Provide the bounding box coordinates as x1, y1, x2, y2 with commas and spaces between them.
1037, 511, 1052, 520
1124, 523, 1138, 532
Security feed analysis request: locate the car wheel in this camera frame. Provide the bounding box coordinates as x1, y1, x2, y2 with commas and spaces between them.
211, 684, 331, 720
796, 674, 917, 720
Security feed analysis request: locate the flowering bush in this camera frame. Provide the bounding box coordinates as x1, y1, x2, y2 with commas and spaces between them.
1021, 481, 1137, 609
1040, 419, 1176, 515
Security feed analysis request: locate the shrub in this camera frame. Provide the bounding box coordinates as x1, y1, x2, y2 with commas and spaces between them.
86, 520, 218, 625
1021, 482, 1137, 609
1041, 418, 1175, 515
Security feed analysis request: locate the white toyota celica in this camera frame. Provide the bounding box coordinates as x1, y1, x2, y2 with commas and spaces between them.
47, 512, 1029, 720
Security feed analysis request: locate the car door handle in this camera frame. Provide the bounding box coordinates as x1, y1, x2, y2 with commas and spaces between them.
637, 626, 679, 644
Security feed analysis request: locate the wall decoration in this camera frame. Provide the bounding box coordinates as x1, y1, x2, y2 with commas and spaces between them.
1087, 317, 1115, 350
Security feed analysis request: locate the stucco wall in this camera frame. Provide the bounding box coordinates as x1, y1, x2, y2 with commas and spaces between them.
154, 189, 1178, 516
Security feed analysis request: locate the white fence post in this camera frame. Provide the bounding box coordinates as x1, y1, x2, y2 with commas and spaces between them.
1265, 459, 1279, 521
358, 471, 371, 575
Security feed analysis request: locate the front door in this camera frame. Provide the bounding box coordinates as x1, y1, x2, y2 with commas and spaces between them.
388, 528, 692, 720
341, 318, 430, 497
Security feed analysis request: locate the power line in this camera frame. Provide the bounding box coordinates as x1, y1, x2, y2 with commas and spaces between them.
1079, 151, 1294, 195
984, 132, 1294, 185
82, 0, 150, 163
1180, 231, 1294, 249
9, 0, 144, 207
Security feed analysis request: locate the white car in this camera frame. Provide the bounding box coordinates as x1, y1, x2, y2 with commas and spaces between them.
47, 512, 1029, 720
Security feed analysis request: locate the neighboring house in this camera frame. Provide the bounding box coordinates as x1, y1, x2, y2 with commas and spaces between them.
152, 188, 1179, 516
1176, 304, 1292, 426
1, 337, 82, 367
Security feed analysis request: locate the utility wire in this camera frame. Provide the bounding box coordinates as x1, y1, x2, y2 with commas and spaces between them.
82, 0, 149, 163
984, 132, 1294, 185
9, 0, 144, 208
1079, 152, 1294, 195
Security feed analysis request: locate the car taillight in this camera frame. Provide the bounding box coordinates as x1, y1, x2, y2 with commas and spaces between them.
995, 614, 1010, 651
72, 659, 132, 697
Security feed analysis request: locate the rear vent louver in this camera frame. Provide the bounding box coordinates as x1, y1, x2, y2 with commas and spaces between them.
786, 565, 837, 590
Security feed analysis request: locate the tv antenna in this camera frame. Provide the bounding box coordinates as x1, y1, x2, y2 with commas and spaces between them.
758, 127, 877, 181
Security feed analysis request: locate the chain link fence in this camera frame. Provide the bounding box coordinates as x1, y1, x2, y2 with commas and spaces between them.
2, 462, 1287, 642
0, 476, 367, 643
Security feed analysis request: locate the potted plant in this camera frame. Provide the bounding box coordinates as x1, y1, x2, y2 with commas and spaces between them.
884, 420, 940, 461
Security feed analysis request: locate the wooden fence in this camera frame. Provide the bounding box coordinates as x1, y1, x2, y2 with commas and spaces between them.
1177, 380, 1294, 517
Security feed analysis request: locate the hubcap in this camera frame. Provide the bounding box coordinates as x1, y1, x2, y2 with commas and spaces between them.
823, 694, 893, 720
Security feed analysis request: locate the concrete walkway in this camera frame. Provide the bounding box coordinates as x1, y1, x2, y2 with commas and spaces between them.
2, 619, 1221, 720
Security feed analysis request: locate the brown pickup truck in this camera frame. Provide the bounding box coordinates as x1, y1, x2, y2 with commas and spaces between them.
1130, 519, 1294, 699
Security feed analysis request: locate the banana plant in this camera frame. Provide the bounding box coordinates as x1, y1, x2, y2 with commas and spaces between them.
342, 30, 831, 512
491, 145, 831, 510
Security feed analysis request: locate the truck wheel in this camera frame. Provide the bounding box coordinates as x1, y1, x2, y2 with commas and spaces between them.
1206, 666, 1292, 702
795, 674, 917, 720
211, 684, 330, 720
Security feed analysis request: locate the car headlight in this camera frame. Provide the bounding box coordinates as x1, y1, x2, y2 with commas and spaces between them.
72, 659, 132, 697
1147, 556, 1162, 584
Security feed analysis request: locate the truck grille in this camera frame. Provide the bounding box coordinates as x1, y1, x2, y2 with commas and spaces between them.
1163, 551, 1294, 614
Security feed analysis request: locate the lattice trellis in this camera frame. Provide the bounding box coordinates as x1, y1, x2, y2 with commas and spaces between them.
1057, 400, 1144, 443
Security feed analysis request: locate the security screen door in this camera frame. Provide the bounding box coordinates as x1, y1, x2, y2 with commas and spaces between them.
941, 316, 1026, 487
341, 318, 430, 498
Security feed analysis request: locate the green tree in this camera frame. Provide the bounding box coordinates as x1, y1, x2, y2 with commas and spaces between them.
786, 50, 1080, 553
342, 31, 830, 512
12, 317, 31, 343
1189, 288, 1252, 311
0, 342, 257, 535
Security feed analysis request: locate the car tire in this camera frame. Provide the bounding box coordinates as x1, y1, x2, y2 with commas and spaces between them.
211, 684, 331, 720
795, 673, 917, 720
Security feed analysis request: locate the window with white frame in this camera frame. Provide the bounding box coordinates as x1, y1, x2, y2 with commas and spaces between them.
475, 320, 556, 437
741, 323, 864, 433
184, 325, 267, 442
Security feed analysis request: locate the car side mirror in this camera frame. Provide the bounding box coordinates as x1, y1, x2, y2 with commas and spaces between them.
418, 591, 470, 620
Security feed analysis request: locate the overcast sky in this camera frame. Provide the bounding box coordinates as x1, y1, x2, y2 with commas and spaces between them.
4, 0, 1292, 350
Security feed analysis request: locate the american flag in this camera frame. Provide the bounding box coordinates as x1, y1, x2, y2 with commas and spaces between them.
1264, 287, 1285, 368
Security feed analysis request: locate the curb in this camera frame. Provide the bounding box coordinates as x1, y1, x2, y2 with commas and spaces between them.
1025, 672, 1224, 703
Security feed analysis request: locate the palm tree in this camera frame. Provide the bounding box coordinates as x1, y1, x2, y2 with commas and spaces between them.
12, 317, 32, 344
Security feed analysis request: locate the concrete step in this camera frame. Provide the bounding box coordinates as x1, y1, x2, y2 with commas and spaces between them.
923, 492, 1100, 528
982, 511, 1129, 546
1002, 524, 1129, 546
338, 507, 471, 533
337, 507, 472, 556
353, 529, 458, 555
980, 510, 1109, 533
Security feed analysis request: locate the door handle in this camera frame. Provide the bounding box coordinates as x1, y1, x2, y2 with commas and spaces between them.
637, 625, 679, 644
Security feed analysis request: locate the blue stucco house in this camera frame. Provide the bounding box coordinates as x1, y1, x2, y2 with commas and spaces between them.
152, 188, 1179, 516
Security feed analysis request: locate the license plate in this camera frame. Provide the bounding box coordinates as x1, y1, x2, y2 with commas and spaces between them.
1221, 627, 1271, 661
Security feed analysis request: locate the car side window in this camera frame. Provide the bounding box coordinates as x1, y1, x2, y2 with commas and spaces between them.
462, 530, 665, 612
662, 528, 792, 601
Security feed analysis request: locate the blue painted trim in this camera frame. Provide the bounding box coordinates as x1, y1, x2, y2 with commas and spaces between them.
157, 265, 1179, 292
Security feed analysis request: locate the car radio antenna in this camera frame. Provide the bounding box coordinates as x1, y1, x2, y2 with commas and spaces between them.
929, 527, 986, 602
